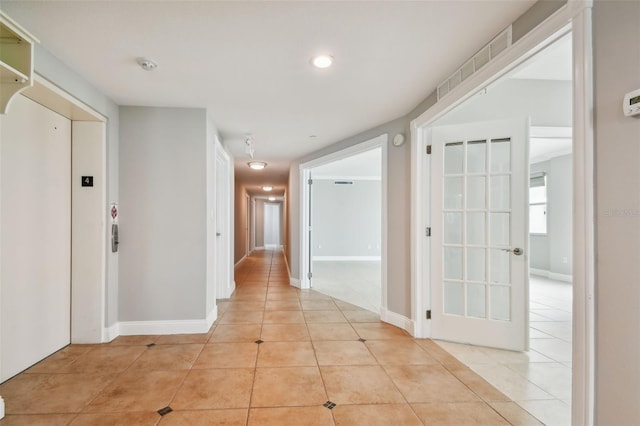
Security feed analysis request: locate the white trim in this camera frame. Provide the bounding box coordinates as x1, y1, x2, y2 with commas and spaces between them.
235, 255, 247, 267
102, 323, 120, 342
300, 134, 388, 299
290, 278, 301, 289
0, 396, 4, 419
380, 307, 415, 337
530, 268, 573, 283
571, 5, 595, 425
206, 305, 218, 331
410, 2, 594, 423
313, 175, 382, 181
264, 244, 283, 249
118, 317, 215, 336
313, 256, 382, 262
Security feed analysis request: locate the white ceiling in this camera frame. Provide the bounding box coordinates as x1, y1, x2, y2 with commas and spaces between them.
2, 0, 536, 193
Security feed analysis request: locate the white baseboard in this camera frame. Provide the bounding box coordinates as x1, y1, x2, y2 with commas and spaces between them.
235, 255, 247, 267
313, 256, 381, 262
102, 323, 120, 342
549, 272, 572, 283
206, 305, 218, 330
290, 277, 301, 289
117, 317, 214, 336
530, 268, 573, 283
380, 307, 415, 337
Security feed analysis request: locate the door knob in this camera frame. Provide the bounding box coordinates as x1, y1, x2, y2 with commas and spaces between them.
216, 232, 221, 237
502, 247, 523, 255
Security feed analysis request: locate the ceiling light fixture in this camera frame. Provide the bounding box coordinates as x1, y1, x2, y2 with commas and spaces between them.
248, 161, 267, 170
262, 186, 273, 191
311, 54, 333, 69
137, 58, 157, 71
245, 135, 255, 159
268, 196, 276, 201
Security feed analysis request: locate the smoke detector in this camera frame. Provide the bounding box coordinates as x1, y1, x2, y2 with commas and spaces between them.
137, 58, 158, 71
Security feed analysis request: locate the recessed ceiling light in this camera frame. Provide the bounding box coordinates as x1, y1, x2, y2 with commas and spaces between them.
268, 196, 276, 201
311, 55, 333, 69
248, 161, 267, 170
262, 186, 273, 191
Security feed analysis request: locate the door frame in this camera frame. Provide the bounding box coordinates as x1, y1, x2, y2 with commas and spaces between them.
299, 134, 388, 309
215, 139, 234, 299
1, 74, 107, 347
410, 2, 594, 425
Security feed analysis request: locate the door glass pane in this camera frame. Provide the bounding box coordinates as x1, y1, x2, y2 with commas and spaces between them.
444, 247, 463, 280
444, 212, 462, 244
444, 282, 464, 315
490, 138, 511, 172
489, 213, 510, 246
467, 140, 486, 173
490, 285, 511, 321
466, 212, 485, 245
445, 142, 464, 174
467, 248, 485, 282
467, 284, 486, 318
467, 176, 486, 209
444, 177, 463, 209
489, 249, 510, 284
490, 175, 510, 210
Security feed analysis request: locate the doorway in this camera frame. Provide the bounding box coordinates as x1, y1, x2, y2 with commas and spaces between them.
1, 77, 107, 382
300, 135, 387, 314
423, 32, 574, 424
264, 202, 282, 249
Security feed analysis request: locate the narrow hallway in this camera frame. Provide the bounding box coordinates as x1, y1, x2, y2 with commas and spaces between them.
1, 250, 540, 425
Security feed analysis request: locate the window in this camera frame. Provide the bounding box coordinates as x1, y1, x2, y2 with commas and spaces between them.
529, 172, 547, 234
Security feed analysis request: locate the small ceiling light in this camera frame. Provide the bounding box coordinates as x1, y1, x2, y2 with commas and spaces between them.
137, 58, 158, 71
311, 54, 333, 69
262, 186, 273, 191
268, 196, 276, 201
248, 161, 267, 170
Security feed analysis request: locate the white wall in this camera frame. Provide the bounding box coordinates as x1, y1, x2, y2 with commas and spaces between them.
312, 179, 381, 258
119, 106, 208, 321
594, 1, 640, 423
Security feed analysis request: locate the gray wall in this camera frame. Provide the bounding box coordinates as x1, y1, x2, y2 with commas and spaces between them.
594, 1, 640, 423
312, 179, 381, 257
32, 45, 120, 328
529, 155, 572, 276
119, 107, 208, 321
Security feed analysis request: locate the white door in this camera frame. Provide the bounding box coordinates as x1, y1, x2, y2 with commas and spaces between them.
215, 147, 230, 299
1, 95, 72, 381
430, 118, 529, 351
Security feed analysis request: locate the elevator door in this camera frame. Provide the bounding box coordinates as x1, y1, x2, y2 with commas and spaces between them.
1, 95, 72, 381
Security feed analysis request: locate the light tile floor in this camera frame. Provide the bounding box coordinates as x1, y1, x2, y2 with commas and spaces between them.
437, 275, 572, 426
311, 261, 381, 313
0, 250, 544, 425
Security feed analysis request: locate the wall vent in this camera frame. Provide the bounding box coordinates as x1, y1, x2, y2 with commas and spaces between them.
334, 181, 354, 185
437, 26, 512, 102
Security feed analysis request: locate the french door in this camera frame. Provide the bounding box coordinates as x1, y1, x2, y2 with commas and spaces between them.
430, 118, 529, 351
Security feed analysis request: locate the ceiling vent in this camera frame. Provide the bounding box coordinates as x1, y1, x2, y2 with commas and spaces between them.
437, 26, 512, 101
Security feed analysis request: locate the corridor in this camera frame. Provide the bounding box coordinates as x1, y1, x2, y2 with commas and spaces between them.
0, 250, 540, 425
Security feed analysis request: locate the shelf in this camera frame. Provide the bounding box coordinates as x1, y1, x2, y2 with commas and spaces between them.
0, 11, 38, 114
